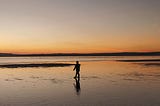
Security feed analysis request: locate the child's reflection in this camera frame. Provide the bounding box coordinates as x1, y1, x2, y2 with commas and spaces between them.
73, 77, 81, 95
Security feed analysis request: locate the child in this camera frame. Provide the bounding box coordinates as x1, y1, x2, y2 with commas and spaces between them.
73, 61, 80, 78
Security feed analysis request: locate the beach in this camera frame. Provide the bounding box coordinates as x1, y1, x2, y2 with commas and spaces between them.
0, 56, 160, 106
1, 0, 160, 105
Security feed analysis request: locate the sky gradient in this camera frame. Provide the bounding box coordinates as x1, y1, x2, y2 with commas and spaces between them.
0, 0, 160, 54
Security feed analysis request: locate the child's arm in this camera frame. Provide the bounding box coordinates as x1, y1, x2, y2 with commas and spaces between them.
73, 65, 76, 71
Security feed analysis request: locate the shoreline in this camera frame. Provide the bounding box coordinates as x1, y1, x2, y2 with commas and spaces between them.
0, 63, 75, 68
117, 59, 160, 62
142, 63, 160, 66
117, 59, 160, 66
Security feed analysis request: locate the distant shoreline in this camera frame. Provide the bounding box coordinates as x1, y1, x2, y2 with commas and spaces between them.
0, 52, 160, 57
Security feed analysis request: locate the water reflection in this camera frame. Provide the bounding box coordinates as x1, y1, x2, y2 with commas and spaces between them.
73, 77, 81, 95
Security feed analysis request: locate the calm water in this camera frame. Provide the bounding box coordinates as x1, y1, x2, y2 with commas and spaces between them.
0, 56, 160, 106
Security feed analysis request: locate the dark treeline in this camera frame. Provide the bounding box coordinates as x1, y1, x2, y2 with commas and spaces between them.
0, 52, 160, 57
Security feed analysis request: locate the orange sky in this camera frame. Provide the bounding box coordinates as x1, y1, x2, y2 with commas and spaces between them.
0, 0, 160, 54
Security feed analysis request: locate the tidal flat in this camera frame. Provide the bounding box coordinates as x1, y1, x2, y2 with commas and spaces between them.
0, 56, 160, 106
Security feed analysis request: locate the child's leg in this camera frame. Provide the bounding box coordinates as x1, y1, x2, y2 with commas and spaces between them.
78, 72, 80, 78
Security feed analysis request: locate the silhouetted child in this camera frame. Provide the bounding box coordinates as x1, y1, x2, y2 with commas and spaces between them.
73, 61, 80, 78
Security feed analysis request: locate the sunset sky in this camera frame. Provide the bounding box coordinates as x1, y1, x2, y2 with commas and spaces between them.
0, 0, 160, 54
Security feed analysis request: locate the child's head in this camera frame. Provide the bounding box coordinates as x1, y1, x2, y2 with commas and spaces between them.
76, 61, 79, 64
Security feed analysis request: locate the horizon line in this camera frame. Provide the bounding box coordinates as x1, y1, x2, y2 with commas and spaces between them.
0, 51, 160, 54
0, 51, 160, 57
